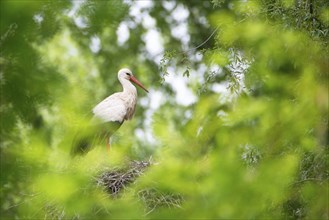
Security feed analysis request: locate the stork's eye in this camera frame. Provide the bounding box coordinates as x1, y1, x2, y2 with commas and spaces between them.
126, 72, 131, 76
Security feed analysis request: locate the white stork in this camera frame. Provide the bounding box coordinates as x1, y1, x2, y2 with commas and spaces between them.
71, 68, 148, 155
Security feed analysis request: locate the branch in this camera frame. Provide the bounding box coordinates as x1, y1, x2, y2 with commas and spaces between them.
154, 26, 219, 59
289, 178, 325, 187
184, 26, 219, 54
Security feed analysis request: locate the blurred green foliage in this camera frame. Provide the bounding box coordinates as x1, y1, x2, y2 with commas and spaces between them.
1, 0, 328, 219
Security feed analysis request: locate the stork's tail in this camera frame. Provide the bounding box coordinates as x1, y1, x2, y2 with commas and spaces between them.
70, 127, 107, 156
70, 121, 123, 157
71, 136, 92, 156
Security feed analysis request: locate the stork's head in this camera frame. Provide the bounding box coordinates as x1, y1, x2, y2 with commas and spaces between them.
118, 68, 149, 93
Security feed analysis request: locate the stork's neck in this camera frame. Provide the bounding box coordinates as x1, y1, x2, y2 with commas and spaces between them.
119, 78, 137, 95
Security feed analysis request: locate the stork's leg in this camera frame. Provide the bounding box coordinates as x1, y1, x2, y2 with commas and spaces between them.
106, 137, 111, 153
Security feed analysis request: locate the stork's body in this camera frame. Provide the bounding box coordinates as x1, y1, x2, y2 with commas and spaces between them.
71, 68, 148, 156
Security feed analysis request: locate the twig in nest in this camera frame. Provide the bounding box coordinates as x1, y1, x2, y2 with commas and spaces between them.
137, 188, 184, 216
96, 160, 151, 196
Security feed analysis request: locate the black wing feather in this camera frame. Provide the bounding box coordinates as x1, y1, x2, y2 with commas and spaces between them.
71, 121, 123, 156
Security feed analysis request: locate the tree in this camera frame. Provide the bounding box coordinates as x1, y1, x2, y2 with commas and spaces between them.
1, 0, 328, 219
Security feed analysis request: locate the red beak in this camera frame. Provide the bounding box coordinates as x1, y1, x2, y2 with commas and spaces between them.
130, 76, 149, 93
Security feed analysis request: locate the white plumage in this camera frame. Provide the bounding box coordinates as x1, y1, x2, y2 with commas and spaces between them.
71, 68, 148, 156
93, 93, 133, 123
92, 68, 148, 123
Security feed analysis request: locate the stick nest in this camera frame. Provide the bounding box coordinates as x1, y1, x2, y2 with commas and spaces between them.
96, 160, 183, 214
97, 160, 150, 196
